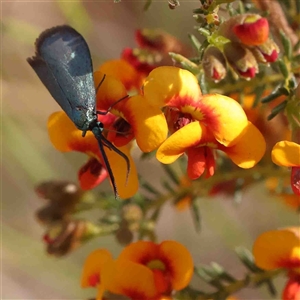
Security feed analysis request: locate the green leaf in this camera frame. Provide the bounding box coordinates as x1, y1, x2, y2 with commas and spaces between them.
276, 59, 289, 78
161, 164, 179, 185
235, 247, 262, 273
190, 199, 201, 232
188, 34, 202, 52
280, 30, 292, 60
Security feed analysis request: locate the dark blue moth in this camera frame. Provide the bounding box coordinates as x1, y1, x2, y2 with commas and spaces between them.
27, 25, 130, 198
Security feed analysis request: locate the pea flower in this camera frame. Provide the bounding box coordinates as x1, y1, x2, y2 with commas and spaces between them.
271, 141, 300, 195
48, 111, 138, 199
99, 59, 143, 91
94, 70, 168, 152
143, 66, 266, 179
81, 240, 193, 300
253, 227, 300, 300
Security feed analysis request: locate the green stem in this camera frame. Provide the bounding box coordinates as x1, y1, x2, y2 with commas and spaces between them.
195, 269, 284, 299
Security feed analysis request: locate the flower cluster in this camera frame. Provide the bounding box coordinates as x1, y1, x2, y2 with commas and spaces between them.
253, 227, 300, 300
81, 240, 193, 300
143, 66, 266, 179
202, 14, 279, 82
48, 63, 266, 198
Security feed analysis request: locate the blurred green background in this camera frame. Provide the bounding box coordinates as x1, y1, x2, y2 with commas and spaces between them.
2, 1, 298, 299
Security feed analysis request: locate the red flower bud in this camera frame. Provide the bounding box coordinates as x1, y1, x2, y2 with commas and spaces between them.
252, 38, 280, 63
233, 16, 269, 46
224, 42, 258, 79
202, 46, 227, 82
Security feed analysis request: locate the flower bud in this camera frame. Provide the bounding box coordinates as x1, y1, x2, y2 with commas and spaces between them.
122, 203, 143, 231
135, 29, 190, 55
43, 220, 88, 256
35, 180, 81, 202
233, 15, 269, 46
252, 38, 280, 63
35, 181, 83, 225
78, 157, 107, 190
115, 220, 134, 246
219, 14, 269, 46
224, 42, 258, 79
202, 46, 227, 82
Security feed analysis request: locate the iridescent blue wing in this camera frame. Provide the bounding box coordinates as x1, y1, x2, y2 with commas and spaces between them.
28, 25, 96, 121
27, 55, 73, 119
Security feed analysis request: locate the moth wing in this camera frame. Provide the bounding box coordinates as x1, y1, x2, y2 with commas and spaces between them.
34, 25, 96, 111
27, 56, 73, 119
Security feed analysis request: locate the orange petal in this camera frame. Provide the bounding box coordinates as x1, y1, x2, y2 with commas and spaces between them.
279, 193, 300, 210
81, 249, 113, 288
156, 122, 206, 164
104, 145, 138, 199
158, 241, 194, 291
118, 240, 193, 291
94, 71, 128, 113
48, 112, 138, 198
121, 95, 168, 152
48, 111, 99, 154
143, 66, 202, 108
271, 141, 300, 167
101, 259, 158, 300
98, 59, 142, 91
200, 94, 248, 147
118, 241, 159, 262
223, 121, 266, 168
253, 227, 300, 270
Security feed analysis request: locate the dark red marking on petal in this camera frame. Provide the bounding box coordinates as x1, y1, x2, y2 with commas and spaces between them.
88, 273, 100, 287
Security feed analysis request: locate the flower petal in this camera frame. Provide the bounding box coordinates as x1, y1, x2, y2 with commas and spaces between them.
143, 66, 202, 108
187, 147, 215, 179
156, 122, 206, 164
121, 95, 168, 152
48, 111, 98, 154
271, 141, 300, 167
118, 241, 159, 262
97, 59, 142, 91
158, 241, 193, 291
253, 227, 300, 270
48, 112, 138, 198
101, 259, 158, 300
81, 249, 113, 288
104, 145, 139, 199
94, 71, 128, 114
200, 94, 248, 147
223, 121, 266, 168
78, 158, 108, 190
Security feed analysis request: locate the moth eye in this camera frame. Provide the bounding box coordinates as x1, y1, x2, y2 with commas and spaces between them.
76, 106, 83, 111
